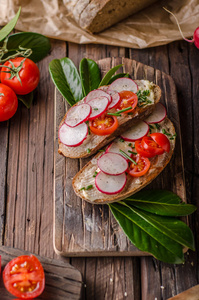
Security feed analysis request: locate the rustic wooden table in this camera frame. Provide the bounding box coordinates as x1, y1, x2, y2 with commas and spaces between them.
0, 39, 198, 300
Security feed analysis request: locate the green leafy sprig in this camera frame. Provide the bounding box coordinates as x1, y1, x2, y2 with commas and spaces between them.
109, 190, 196, 264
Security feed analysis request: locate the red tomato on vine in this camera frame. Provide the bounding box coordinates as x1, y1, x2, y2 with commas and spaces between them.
1, 57, 40, 95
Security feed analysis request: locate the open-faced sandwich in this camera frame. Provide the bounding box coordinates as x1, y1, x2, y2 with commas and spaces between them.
58, 78, 161, 158
72, 103, 176, 204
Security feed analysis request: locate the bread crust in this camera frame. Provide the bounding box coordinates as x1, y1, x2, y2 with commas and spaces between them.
72, 117, 176, 204
58, 81, 161, 159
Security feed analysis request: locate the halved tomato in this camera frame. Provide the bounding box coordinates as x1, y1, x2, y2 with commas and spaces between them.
135, 140, 156, 158
141, 136, 164, 155
128, 154, 150, 177
3, 255, 45, 299
89, 114, 118, 135
150, 132, 170, 153
118, 90, 138, 113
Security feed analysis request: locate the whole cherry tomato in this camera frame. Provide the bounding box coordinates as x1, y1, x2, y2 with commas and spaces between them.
3, 255, 45, 299
0, 83, 18, 121
1, 57, 40, 95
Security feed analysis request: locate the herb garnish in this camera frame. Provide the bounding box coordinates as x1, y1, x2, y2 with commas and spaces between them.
136, 90, 152, 107
162, 129, 177, 140
119, 149, 137, 165
80, 185, 93, 191
87, 148, 91, 153
107, 106, 132, 116
93, 171, 98, 178
128, 150, 137, 155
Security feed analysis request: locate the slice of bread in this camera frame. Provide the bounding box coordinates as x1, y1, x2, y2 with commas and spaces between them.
72, 117, 176, 204
58, 80, 161, 159
64, 0, 157, 33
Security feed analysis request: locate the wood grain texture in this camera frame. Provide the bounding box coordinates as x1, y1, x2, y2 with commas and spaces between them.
0, 37, 198, 300
0, 246, 82, 300
54, 57, 186, 256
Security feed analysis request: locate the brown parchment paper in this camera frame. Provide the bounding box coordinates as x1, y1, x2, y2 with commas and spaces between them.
0, 0, 198, 48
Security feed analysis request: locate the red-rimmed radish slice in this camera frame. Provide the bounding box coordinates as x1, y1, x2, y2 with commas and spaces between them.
97, 152, 128, 175
121, 121, 149, 141
95, 171, 126, 195
59, 122, 88, 147
107, 78, 138, 93
106, 140, 132, 156
85, 89, 112, 104
64, 103, 91, 127
106, 90, 121, 109
87, 96, 109, 120
145, 103, 167, 124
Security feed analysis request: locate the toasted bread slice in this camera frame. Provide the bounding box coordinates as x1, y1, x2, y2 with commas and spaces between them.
72, 117, 175, 204
58, 80, 161, 159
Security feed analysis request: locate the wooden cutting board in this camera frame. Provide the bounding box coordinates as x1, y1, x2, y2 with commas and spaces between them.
0, 246, 82, 299
53, 57, 186, 256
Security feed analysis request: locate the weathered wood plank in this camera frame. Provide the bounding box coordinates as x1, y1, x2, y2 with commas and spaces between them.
0, 121, 9, 245
3, 40, 66, 261
0, 246, 82, 300
54, 57, 185, 257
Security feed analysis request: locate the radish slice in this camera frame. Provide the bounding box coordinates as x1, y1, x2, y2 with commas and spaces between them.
97, 152, 128, 175
144, 103, 167, 124
95, 171, 126, 195
121, 121, 149, 141
106, 140, 132, 156
85, 89, 112, 104
64, 103, 91, 127
106, 90, 121, 109
107, 78, 138, 94
87, 96, 109, 120
59, 122, 88, 147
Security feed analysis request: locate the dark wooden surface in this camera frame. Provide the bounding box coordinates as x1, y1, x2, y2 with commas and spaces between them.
0, 38, 199, 299
0, 246, 82, 299
54, 57, 186, 257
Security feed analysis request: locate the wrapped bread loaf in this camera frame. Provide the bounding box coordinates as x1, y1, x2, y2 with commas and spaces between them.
64, 0, 158, 33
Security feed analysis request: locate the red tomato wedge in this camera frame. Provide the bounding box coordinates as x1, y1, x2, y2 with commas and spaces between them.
118, 90, 138, 113
3, 255, 45, 299
141, 136, 164, 155
135, 140, 156, 158
150, 133, 170, 153
89, 114, 118, 136
128, 155, 150, 177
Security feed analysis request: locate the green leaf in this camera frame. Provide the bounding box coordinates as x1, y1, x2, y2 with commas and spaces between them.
109, 202, 185, 264
0, 7, 21, 41
79, 58, 101, 96
107, 73, 129, 85
18, 92, 34, 108
99, 64, 123, 87
125, 190, 197, 216
0, 32, 51, 63
49, 58, 83, 106
125, 199, 196, 217
129, 190, 181, 204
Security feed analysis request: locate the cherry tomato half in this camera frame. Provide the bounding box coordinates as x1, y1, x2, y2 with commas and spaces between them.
3, 255, 45, 299
1, 57, 40, 95
141, 136, 164, 155
150, 132, 170, 153
0, 83, 18, 122
118, 90, 138, 113
128, 154, 150, 177
89, 114, 118, 135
